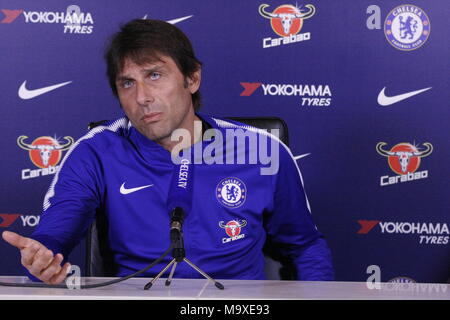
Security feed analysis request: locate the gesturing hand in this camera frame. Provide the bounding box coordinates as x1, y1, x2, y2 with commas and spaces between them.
2, 231, 71, 284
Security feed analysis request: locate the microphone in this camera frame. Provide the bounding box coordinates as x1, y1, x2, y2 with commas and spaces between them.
170, 206, 184, 242
166, 157, 194, 243
145, 154, 224, 290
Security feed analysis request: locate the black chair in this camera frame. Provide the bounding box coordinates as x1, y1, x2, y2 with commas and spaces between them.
85, 116, 295, 280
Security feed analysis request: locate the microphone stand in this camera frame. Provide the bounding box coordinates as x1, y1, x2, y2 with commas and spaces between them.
143, 209, 224, 290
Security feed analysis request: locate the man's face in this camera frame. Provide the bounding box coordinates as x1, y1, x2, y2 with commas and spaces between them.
116, 55, 201, 150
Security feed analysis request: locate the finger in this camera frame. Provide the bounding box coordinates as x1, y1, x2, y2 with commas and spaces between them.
2, 231, 31, 249
29, 247, 54, 276
48, 262, 71, 285
40, 254, 64, 282
20, 242, 42, 267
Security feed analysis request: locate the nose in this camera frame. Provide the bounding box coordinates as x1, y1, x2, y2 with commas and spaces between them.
135, 82, 154, 106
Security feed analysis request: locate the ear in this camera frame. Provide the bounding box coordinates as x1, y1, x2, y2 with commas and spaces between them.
186, 68, 201, 94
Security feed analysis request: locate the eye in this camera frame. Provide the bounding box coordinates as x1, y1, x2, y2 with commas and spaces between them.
122, 80, 134, 89
149, 72, 161, 80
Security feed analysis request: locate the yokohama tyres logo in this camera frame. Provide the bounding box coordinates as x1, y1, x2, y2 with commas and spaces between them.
0, 9, 23, 23
0, 214, 40, 228
357, 220, 380, 234
357, 220, 449, 245
0, 214, 21, 227
1, 6, 94, 34
240, 82, 332, 106
240, 83, 262, 96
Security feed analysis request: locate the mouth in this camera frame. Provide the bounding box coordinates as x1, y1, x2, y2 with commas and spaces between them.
141, 112, 163, 123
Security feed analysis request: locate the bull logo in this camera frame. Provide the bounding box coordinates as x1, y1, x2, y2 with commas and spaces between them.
376, 142, 433, 175
17, 135, 74, 168
259, 3, 315, 37
219, 220, 247, 238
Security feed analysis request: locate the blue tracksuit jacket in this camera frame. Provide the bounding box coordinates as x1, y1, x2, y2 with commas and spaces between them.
30, 113, 334, 280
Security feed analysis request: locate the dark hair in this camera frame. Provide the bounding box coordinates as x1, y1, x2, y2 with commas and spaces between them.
105, 19, 202, 110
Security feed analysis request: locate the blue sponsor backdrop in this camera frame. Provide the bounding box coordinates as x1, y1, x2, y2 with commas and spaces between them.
0, 0, 448, 283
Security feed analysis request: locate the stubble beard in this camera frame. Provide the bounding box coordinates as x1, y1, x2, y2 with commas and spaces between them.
137, 115, 189, 151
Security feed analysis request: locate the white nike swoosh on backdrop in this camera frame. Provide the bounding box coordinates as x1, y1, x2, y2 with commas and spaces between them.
18, 80, 72, 100
120, 183, 154, 195
142, 14, 193, 25
294, 153, 311, 161
166, 15, 193, 24
377, 87, 431, 106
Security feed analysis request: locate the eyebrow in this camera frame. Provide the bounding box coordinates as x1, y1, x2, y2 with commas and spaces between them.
116, 64, 166, 82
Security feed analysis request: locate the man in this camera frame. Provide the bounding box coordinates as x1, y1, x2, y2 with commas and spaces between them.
2, 19, 334, 284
